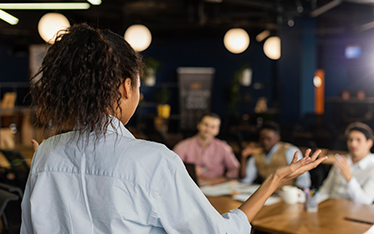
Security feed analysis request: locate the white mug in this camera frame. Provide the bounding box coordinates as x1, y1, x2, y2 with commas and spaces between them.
281, 185, 305, 204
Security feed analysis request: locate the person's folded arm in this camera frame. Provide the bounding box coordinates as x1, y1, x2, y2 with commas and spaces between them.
334, 155, 374, 204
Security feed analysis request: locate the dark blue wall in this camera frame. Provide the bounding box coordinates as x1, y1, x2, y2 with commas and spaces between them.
321, 32, 374, 98
279, 25, 302, 124
300, 18, 316, 117
0, 46, 29, 82
0, 45, 30, 105
277, 17, 318, 125
319, 30, 374, 130
141, 35, 274, 119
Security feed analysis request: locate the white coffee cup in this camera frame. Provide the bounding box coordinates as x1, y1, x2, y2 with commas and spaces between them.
281, 185, 305, 204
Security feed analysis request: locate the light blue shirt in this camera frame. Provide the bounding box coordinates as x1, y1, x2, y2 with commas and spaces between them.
21, 117, 251, 234
241, 143, 311, 188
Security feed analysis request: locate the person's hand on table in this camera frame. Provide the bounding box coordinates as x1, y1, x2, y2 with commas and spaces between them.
334, 154, 352, 181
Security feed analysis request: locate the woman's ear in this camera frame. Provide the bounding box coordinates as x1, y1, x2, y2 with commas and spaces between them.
368, 138, 373, 149
121, 78, 132, 99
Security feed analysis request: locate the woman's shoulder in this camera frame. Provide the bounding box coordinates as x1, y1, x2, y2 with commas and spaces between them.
111, 138, 183, 187
117, 137, 180, 166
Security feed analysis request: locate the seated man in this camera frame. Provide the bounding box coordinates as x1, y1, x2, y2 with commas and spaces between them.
316, 122, 374, 205
240, 121, 311, 188
173, 113, 239, 179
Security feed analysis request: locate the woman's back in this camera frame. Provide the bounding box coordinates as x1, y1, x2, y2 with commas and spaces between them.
22, 119, 178, 233
22, 118, 250, 233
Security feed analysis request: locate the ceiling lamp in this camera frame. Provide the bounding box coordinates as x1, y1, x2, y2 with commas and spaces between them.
263, 36, 281, 60
0, 9, 19, 25
223, 28, 250, 54
38, 13, 70, 44
0, 3, 90, 10
87, 0, 102, 5
124, 24, 152, 52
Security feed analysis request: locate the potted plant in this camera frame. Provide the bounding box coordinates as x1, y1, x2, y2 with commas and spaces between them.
143, 58, 160, 86
155, 88, 171, 119
227, 64, 252, 120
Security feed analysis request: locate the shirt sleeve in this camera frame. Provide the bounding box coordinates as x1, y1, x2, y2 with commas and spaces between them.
241, 157, 257, 184
173, 140, 188, 161
346, 172, 374, 205
222, 142, 240, 179
20, 175, 34, 234
314, 166, 335, 204
154, 155, 251, 233
285, 146, 311, 188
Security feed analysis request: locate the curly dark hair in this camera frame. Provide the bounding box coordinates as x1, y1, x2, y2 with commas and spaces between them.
345, 122, 373, 140
31, 23, 143, 139
260, 121, 281, 136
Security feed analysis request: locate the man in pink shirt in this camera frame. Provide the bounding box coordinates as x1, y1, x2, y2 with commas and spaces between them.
173, 113, 240, 179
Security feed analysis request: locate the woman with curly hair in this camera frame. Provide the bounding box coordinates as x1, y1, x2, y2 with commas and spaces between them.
21, 23, 326, 234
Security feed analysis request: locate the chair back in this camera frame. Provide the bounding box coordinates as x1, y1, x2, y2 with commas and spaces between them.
0, 150, 30, 191
0, 187, 20, 234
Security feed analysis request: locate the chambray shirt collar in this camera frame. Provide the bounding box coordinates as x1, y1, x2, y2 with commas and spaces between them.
107, 115, 135, 140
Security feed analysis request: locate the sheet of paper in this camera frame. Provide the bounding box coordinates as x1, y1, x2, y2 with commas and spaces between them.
363, 225, 374, 234
232, 194, 281, 206
200, 182, 260, 197
237, 184, 260, 194
200, 181, 239, 196
264, 196, 282, 206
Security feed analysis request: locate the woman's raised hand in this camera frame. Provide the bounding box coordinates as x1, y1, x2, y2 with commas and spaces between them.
274, 149, 327, 186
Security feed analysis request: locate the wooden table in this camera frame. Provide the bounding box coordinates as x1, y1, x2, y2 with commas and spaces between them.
207, 196, 374, 234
